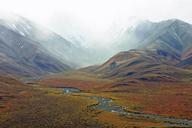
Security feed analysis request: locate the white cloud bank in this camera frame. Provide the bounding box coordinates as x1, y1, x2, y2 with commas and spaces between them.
0, 0, 192, 46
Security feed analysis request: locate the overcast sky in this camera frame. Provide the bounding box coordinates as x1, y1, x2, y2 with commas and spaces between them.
0, 0, 192, 42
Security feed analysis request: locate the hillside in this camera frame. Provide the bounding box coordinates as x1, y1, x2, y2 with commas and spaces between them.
0, 15, 72, 77
91, 19, 192, 83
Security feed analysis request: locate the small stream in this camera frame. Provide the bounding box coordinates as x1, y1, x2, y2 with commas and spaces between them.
63, 87, 81, 93
62, 87, 192, 127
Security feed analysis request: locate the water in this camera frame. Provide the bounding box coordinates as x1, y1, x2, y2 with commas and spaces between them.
89, 96, 125, 113
89, 96, 192, 127
62, 87, 192, 127
63, 87, 80, 93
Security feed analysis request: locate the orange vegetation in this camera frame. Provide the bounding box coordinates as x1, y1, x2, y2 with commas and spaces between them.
103, 83, 192, 120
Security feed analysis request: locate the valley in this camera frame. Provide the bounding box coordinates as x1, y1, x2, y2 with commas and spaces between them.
37, 71, 192, 127
1, 71, 192, 127
1, 12, 192, 127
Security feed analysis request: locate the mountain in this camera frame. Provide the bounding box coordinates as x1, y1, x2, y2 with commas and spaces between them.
0, 14, 89, 66
91, 19, 192, 83
0, 13, 121, 79
48, 15, 118, 66
0, 14, 72, 77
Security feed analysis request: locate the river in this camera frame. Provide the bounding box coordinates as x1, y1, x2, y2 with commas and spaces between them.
62, 87, 192, 127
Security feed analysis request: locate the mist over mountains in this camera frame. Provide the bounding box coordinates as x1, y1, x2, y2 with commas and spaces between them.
1, 13, 192, 81
89, 19, 192, 83
1, 1, 192, 127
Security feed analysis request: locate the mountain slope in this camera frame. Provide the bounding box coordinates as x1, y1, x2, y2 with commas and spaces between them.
115, 19, 192, 51
0, 14, 111, 67
92, 19, 192, 82
0, 15, 71, 77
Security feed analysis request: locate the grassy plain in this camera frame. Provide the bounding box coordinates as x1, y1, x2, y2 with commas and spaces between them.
39, 71, 192, 127
0, 76, 112, 128
1, 71, 192, 127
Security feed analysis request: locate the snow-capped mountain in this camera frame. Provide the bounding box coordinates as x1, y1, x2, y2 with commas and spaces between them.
0, 14, 77, 77
0, 13, 120, 78
0, 14, 106, 68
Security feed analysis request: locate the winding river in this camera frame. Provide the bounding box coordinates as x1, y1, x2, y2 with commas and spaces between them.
63, 87, 192, 127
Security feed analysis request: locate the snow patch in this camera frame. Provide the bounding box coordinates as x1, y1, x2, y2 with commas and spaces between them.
21, 25, 30, 35
12, 24, 17, 30
18, 31, 25, 36
18, 42, 24, 49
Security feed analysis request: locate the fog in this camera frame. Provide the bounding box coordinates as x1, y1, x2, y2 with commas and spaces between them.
0, 0, 192, 47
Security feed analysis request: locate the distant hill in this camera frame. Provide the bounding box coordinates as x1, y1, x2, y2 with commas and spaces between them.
0, 15, 73, 77
91, 19, 192, 82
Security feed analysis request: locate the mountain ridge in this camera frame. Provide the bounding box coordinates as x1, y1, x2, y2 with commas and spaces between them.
0, 15, 73, 77
87, 19, 192, 83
